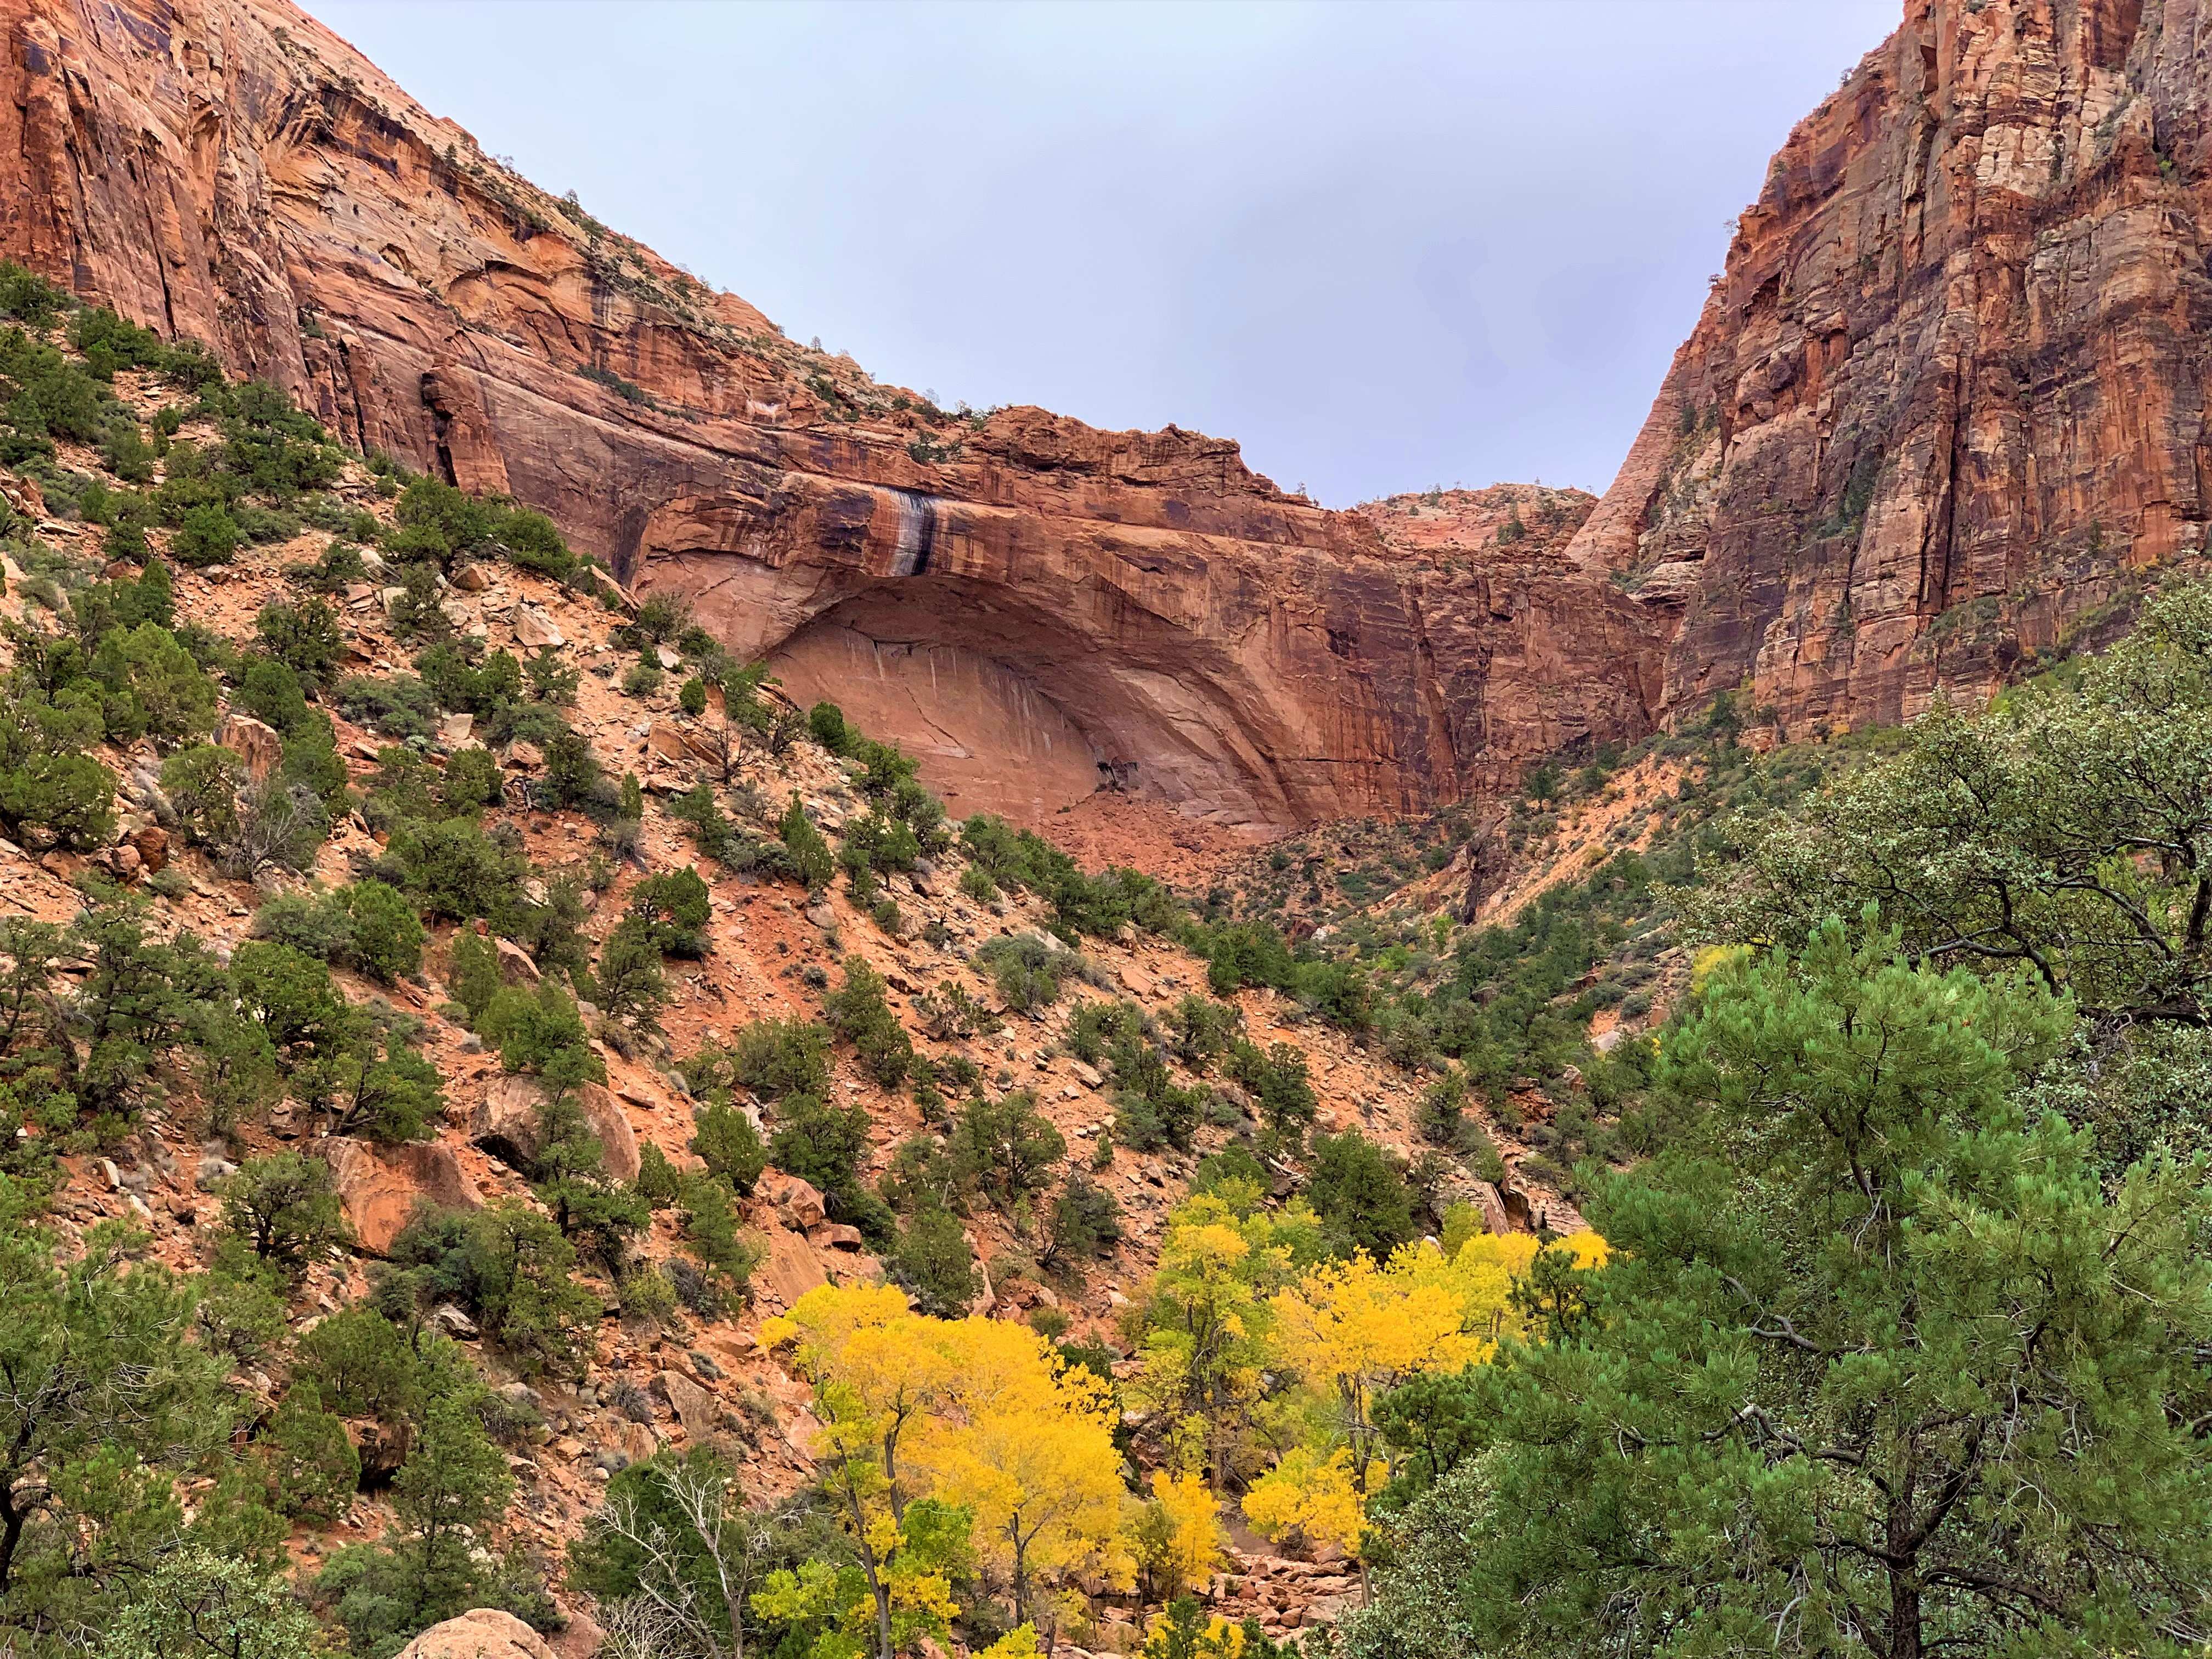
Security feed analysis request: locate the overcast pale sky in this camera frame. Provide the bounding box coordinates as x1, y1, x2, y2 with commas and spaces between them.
301, 1, 1897, 507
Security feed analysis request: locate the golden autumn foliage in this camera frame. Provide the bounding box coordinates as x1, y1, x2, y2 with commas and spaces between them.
1135, 1468, 1226, 1601
766, 1283, 1133, 1647
765, 1224, 1607, 1647
1124, 1189, 1318, 1488
1243, 1227, 1607, 1556
1240, 1444, 1370, 1555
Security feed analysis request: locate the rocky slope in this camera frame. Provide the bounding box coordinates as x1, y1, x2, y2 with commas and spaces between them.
1572, 0, 2212, 736
0, 317, 1578, 1651
0, 0, 1663, 833
1354, 483, 1597, 561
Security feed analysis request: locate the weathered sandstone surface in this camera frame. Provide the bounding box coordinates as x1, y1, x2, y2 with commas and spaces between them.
0, 0, 1664, 830
11, 0, 2194, 823
1572, 0, 2212, 735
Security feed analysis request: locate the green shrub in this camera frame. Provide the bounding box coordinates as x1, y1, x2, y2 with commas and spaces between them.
682, 1018, 833, 1104
448, 929, 504, 1024
823, 955, 913, 1087
262, 1385, 361, 1522
668, 782, 737, 864
236, 656, 311, 736
975, 933, 1075, 1014
778, 793, 835, 890
1305, 1130, 1417, 1260
337, 672, 439, 740
218, 1150, 351, 1270
439, 746, 504, 815
770, 1092, 892, 1244
346, 879, 427, 982
1043, 1173, 1122, 1272
594, 916, 665, 1034
690, 1101, 767, 1195
675, 1176, 760, 1299
678, 676, 707, 716
887, 1205, 977, 1317
0, 730, 115, 848
628, 867, 712, 956
387, 1200, 599, 1373
807, 700, 851, 754
1166, 994, 1241, 1070
524, 646, 577, 704
88, 622, 217, 748
381, 817, 526, 921
950, 1088, 1065, 1207
170, 501, 239, 567
540, 724, 602, 808
477, 981, 605, 1098
1227, 1038, 1318, 1143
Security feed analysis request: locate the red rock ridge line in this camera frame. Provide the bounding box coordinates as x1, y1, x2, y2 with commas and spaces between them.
0, 0, 1669, 828
1566, 0, 2212, 736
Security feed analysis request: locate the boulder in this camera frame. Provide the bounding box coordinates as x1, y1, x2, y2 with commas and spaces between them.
450, 562, 493, 592
213, 712, 285, 782
645, 722, 697, 766
131, 825, 168, 874
514, 605, 564, 649
393, 1609, 556, 1659
806, 1222, 866, 1252
757, 1170, 826, 1230
653, 1369, 719, 1443
428, 1304, 480, 1339
438, 713, 475, 745
1465, 1179, 1514, 1238
319, 1136, 484, 1255
495, 938, 542, 986
472, 1076, 640, 1184
756, 1226, 830, 1310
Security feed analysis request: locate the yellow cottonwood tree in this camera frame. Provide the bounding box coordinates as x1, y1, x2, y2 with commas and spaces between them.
1245, 1228, 1607, 1562
915, 1325, 1133, 1642
1126, 1190, 1317, 1489
1241, 1444, 1368, 1556
765, 1285, 969, 1659
1137, 1468, 1226, 1601
768, 1283, 1133, 1650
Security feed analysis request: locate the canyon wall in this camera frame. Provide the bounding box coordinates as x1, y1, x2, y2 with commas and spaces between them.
15, 0, 2201, 825
0, 0, 1667, 831
1571, 0, 2212, 735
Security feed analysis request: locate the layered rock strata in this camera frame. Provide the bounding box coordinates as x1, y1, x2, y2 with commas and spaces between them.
0, 0, 1665, 830
1571, 0, 2212, 734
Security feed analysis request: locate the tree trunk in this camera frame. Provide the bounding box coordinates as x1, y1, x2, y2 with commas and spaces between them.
0, 1480, 24, 1597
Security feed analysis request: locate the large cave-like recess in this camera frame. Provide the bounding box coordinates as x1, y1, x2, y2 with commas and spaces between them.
737, 575, 1308, 835
768, 622, 1107, 825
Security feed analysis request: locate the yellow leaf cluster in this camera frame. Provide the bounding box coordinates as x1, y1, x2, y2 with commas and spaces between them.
1124, 1191, 1319, 1488
1140, 1605, 1246, 1659
1242, 1444, 1370, 1555
1247, 1224, 1611, 1558
1143, 1468, 1224, 1594
767, 1283, 1134, 1626
974, 1627, 1042, 1659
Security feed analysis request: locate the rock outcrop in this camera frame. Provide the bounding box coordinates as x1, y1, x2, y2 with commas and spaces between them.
392, 1609, 556, 1659
1571, 0, 2212, 736
0, 0, 1663, 831
13, 0, 2189, 820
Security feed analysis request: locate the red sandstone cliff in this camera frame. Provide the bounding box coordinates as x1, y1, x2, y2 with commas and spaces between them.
0, 0, 1664, 831
1571, 0, 2212, 735
19, 0, 2179, 822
